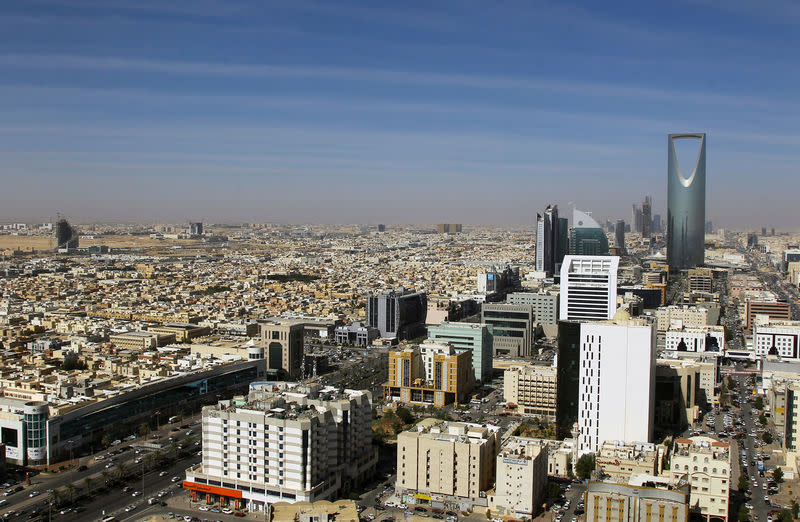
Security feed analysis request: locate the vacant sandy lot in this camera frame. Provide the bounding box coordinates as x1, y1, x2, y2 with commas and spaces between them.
0, 234, 201, 251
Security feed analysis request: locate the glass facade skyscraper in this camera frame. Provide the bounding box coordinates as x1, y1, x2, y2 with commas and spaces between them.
667, 133, 706, 270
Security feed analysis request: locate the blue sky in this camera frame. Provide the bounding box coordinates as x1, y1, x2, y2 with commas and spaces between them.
0, 0, 798, 227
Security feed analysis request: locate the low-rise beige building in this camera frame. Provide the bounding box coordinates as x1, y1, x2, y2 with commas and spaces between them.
503, 363, 557, 420
669, 437, 730, 522
109, 330, 175, 349
489, 437, 548, 518
585, 475, 689, 522
596, 441, 665, 483
396, 419, 499, 510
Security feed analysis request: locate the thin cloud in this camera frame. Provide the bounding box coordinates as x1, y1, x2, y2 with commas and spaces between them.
0, 54, 793, 113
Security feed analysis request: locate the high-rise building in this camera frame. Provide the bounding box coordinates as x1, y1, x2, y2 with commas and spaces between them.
632, 204, 642, 234
652, 214, 662, 234
505, 292, 559, 325
615, 219, 626, 254
481, 303, 535, 357
577, 316, 656, 455
260, 321, 305, 379
189, 221, 203, 236
559, 255, 619, 322
427, 322, 494, 383
642, 196, 652, 238
569, 209, 609, 256
745, 299, 791, 332
667, 133, 707, 270
555, 321, 581, 439
535, 205, 565, 276
377, 224, 386, 232
366, 288, 427, 340
183, 382, 377, 513
55, 218, 79, 250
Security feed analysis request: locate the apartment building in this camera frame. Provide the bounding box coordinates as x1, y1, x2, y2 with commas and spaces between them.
396, 419, 499, 510
595, 441, 665, 483
503, 363, 557, 420
669, 437, 730, 522
688, 268, 713, 294
148, 322, 211, 342
384, 344, 473, 408
489, 437, 548, 518
184, 383, 377, 514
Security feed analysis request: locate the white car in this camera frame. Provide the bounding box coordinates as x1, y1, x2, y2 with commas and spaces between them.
125, 505, 137, 512
199, 506, 209, 511
171, 476, 181, 482
385, 501, 396, 507
399, 504, 407, 510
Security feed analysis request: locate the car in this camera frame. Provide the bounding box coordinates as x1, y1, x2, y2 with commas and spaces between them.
183, 516, 193, 522
159, 471, 168, 476
235, 513, 246, 518
171, 476, 181, 482
168, 513, 175, 519
132, 490, 142, 497
105, 462, 114, 468
95, 455, 105, 460
122, 486, 132, 492
28, 491, 40, 498
198, 506, 209, 511
385, 501, 396, 508
765, 496, 770, 502
398, 504, 407, 510
125, 504, 136, 512
210, 507, 221, 513
222, 507, 233, 514
77, 465, 88, 472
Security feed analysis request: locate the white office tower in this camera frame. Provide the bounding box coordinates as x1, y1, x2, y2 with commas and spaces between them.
559, 255, 619, 322
184, 382, 377, 513
577, 313, 656, 456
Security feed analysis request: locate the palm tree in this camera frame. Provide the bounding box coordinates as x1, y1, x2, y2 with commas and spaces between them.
116, 462, 128, 482
64, 483, 76, 504
83, 477, 93, 494
48, 489, 61, 508
100, 469, 111, 488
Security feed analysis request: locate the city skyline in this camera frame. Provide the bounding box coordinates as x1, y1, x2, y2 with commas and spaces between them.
1, 1, 798, 226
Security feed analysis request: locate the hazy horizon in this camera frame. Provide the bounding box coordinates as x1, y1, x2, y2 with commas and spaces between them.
1, 1, 798, 228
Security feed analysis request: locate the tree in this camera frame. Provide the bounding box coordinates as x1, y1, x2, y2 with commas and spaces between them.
138, 422, 150, 437
64, 483, 76, 504
790, 499, 798, 519
396, 407, 415, 425
83, 477, 93, 493
754, 396, 764, 410
575, 454, 596, 481
776, 509, 793, 522
759, 413, 768, 426
762, 432, 773, 444
737, 475, 749, 492
719, 380, 730, 408
101, 434, 111, 448
773, 467, 784, 483
737, 505, 749, 522
115, 462, 128, 482
100, 470, 111, 488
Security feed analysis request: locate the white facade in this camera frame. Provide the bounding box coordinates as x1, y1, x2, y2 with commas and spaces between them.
664, 326, 725, 354
559, 255, 619, 322
578, 319, 656, 455
754, 322, 800, 361
184, 382, 377, 513
655, 306, 711, 332
419, 341, 458, 386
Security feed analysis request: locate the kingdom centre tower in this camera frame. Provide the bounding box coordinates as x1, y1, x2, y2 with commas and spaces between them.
667, 133, 706, 271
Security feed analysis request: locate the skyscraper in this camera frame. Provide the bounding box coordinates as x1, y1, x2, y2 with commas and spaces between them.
667, 133, 706, 270
366, 288, 427, 340
641, 196, 652, 239
559, 255, 619, 322
535, 205, 565, 276
615, 219, 626, 254
632, 204, 642, 234
577, 316, 656, 455
569, 209, 609, 256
